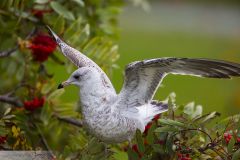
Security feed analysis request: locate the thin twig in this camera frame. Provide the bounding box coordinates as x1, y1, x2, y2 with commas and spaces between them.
35, 124, 56, 159
54, 114, 83, 127
0, 27, 37, 58
172, 128, 213, 143
0, 46, 18, 57
212, 148, 229, 160
39, 64, 53, 78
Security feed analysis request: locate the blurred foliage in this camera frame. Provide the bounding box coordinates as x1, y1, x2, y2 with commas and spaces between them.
1, 0, 240, 160
124, 94, 240, 160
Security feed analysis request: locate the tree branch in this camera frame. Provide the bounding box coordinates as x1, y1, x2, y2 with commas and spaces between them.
54, 114, 83, 127
0, 94, 23, 107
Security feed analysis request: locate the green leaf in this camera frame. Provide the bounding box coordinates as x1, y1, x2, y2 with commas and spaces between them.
16, 65, 24, 81
2, 115, 15, 120
232, 148, 240, 160
7, 61, 17, 75
34, 0, 49, 4
227, 137, 235, 153
168, 95, 174, 119
155, 126, 179, 133
166, 135, 174, 154
136, 129, 145, 153
146, 122, 156, 144
4, 107, 11, 116
53, 16, 65, 34
195, 111, 220, 124
152, 144, 165, 154
83, 37, 102, 55
158, 119, 186, 128
47, 89, 65, 101
220, 114, 240, 124
50, 1, 75, 20
184, 102, 202, 119
40, 104, 52, 126
64, 17, 82, 39
237, 119, 240, 134
0, 126, 8, 135
87, 138, 105, 154
71, 0, 85, 7
111, 148, 128, 160
127, 147, 139, 160
41, 82, 55, 95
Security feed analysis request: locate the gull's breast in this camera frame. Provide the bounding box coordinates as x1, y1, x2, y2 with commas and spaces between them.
82, 108, 139, 143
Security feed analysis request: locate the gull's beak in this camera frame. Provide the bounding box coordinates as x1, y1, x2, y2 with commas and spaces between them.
57, 81, 71, 89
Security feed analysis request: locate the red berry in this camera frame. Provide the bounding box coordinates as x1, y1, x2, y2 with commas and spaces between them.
143, 122, 152, 134
144, 139, 148, 145
228, 134, 232, 139
224, 133, 228, 138
132, 144, 138, 153
156, 140, 164, 145
224, 132, 232, 144
177, 153, 182, 158
153, 114, 160, 122
131, 144, 143, 158
31, 9, 52, 19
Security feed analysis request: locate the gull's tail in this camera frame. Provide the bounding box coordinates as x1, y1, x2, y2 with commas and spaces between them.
138, 101, 168, 126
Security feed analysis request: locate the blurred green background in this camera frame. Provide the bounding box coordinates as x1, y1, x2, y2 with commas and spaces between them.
50, 1, 240, 117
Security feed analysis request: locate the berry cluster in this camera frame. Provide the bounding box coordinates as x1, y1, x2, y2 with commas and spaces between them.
24, 97, 45, 111
224, 132, 240, 144
29, 33, 57, 62
175, 141, 192, 160
177, 153, 191, 160
0, 136, 7, 144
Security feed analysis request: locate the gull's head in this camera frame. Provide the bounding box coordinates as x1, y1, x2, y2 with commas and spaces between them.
58, 67, 97, 89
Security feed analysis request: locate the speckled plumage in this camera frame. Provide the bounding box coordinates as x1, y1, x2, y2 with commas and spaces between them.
47, 26, 240, 144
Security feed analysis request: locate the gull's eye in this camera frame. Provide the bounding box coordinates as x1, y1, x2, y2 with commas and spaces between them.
73, 75, 80, 79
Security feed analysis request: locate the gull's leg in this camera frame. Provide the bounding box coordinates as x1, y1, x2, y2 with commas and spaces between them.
128, 139, 132, 148
103, 143, 110, 155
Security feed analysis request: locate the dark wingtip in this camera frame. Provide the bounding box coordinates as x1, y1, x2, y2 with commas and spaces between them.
45, 25, 54, 37
57, 83, 64, 89
45, 25, 62, 44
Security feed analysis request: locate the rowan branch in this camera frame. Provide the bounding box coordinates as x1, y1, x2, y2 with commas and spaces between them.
0, 46, 18, 57
54, 114, 83, 127
34, 123, 56, 159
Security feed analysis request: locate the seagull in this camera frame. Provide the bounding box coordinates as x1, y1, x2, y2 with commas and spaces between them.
47, 27, 240, 144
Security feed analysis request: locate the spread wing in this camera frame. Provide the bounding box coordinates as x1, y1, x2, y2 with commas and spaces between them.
117, 58, 240, 109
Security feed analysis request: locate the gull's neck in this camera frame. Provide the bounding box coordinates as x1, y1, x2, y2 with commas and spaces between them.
79, 74, 116, 112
